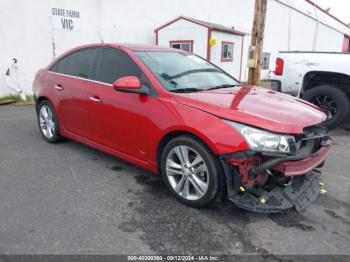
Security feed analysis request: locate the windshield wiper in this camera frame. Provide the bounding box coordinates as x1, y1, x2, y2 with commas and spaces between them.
162, 68, 221, 80
169, 88, 203, 93
206, 84, 242, 91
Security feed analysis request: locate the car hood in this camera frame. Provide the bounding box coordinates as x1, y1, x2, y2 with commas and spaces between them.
172, 86, 326, 134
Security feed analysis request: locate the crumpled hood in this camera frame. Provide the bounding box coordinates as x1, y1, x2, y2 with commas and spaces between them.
173, 86, 326, 134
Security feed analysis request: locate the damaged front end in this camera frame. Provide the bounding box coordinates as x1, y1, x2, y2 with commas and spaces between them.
220, 125, 331, 213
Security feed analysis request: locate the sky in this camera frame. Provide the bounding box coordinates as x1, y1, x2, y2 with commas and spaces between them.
312, 0, 350, 25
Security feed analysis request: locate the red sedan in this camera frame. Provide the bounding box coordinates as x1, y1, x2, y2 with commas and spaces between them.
33, 43, 331, 212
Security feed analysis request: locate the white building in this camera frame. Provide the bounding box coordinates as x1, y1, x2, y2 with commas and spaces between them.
155, 16, 245, 80
0, 0, 349, 98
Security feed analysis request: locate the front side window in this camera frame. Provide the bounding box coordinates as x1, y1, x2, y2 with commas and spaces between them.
221, 42, 234, 62
65, 48, 98, 78
95, 48, 143, 84
170, 41, 193, 52
135, 51, 240, 92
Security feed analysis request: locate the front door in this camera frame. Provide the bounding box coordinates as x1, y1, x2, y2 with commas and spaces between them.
88, 47, 153, 161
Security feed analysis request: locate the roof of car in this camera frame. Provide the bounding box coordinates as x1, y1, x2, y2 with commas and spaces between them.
118, 43, 178, 52
72, 43, 180, 52
47, 43, 182, 70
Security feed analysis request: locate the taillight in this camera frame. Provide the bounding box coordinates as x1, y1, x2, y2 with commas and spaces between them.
275, 58, 284, 75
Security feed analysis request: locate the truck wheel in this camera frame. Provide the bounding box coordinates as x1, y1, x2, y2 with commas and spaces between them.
303, 85, 350, 130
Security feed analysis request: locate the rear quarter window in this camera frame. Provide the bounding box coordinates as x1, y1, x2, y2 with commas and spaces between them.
49, 48, 98, 79
65, 48, 98, 79
49, 55, 70, 74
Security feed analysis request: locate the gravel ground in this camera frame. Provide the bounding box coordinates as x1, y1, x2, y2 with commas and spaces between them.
0, 105, 349, 258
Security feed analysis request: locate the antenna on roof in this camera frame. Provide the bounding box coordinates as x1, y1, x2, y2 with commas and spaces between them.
97, 32, 104, 43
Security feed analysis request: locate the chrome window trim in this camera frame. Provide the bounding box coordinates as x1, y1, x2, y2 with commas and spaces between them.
91, 80, 113, 86
47, 71, 113, 86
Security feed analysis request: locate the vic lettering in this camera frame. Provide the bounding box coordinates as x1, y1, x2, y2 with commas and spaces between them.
61, 19, 73, 30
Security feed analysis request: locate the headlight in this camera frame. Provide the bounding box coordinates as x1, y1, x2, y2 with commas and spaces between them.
224, 120, 295, 153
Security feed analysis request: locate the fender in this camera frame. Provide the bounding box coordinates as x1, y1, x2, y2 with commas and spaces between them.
149, 98, 250, 165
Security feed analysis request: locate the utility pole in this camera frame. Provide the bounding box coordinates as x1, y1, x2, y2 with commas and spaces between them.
248, 0, 267, 85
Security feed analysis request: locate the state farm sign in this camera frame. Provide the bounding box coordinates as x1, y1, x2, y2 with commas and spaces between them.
51, 8, 81, 32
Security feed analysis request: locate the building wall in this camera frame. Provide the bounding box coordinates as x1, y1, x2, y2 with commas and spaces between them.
0, 0, 349, 98
210, 31, 243, 80
0, 0, 100, 98
156, 20, 208, 58
261, 0, 348, 79
0, 0, 255, 98
315, 25, 344, 51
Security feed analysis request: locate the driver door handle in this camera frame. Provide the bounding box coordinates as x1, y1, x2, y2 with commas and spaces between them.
89, 96, 102, 103
54, 84, 63, 91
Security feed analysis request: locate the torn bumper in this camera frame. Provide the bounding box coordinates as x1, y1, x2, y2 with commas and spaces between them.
273, 144, 331, 177
221, 136, 331, 213
230, 171, 322, 213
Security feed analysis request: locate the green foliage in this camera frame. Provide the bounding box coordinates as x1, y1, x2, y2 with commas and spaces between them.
0, 95, 35, 105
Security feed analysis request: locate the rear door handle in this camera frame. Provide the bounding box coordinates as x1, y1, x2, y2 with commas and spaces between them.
54, 84, 63, 91
89, 96, 102, 103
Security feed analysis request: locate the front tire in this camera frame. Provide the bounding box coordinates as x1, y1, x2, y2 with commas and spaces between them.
160, 135, 221, 207
303, 85, 350, 130
36, 100, 63, 143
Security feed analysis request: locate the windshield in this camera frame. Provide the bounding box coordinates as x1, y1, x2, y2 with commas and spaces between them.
135, 51, 241, 92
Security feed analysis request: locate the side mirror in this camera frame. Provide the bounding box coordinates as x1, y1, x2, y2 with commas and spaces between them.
113, 76, 149, 95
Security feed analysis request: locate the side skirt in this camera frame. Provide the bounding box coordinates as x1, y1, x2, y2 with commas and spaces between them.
61, 128, 158, 174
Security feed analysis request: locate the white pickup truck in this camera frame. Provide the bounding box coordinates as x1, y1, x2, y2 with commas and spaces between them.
272, 51, 350, 129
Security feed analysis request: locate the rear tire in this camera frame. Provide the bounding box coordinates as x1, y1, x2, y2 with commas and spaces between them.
303, 85, 350, 130
36, 100, 63, 143
160, 135, 222, 208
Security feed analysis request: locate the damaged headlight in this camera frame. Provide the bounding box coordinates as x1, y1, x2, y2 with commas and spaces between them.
224, 120, 295, 154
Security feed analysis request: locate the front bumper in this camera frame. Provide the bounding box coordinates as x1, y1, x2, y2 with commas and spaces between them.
273, 144, 331, 177
230, 171, 322, 212
221, 136, 331, 213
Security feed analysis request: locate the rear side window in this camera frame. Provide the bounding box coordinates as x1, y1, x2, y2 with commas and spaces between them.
49, 55, 70, 74
65, 48, 98, 79
95, 48, 142, 84
57, 56, 70, 74
50, 63, 58, 72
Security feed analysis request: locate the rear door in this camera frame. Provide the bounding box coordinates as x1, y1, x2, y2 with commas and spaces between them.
51, 48, 99, 138
88, 47, 153, 161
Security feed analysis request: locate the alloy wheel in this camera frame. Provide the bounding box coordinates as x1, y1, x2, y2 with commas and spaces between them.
39, 105, 55, 139
165, 145, 209, 201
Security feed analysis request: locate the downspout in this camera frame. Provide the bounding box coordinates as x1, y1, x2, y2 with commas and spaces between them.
48, 15, 56, 60
312, 4, 319, 51
287, 7, 292, 51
